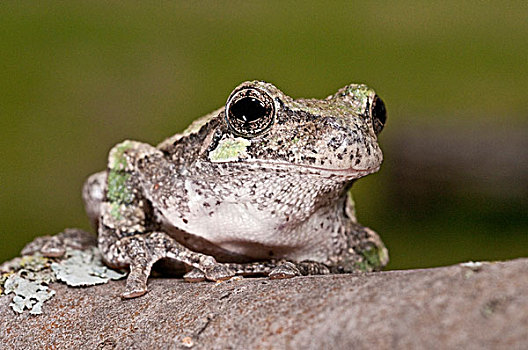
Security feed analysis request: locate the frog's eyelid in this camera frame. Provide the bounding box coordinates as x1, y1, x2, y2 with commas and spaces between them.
225, 87, 275, 138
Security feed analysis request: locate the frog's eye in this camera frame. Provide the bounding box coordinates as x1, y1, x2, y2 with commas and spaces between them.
225, 87, 275, 137
370, 95, 387, 135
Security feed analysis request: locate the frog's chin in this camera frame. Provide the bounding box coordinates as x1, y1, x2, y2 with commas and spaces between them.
239, 159, 380, 179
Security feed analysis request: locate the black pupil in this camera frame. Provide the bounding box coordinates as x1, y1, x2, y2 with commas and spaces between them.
230, 97, 267, 124
372, 97, 386, 125
372, 96, 387, 134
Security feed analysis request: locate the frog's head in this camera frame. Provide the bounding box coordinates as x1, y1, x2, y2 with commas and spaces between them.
209, 80, 386, 180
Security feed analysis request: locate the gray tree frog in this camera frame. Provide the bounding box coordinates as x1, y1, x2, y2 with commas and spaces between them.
30, 81, 388, 298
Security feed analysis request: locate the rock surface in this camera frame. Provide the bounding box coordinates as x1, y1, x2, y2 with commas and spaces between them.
1, 258, 527, 349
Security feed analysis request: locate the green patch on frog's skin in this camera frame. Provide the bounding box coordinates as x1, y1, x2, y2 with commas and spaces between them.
109, 202, 124, 220
108, 140, 135, 170
106, 141, 135, 214
341, 85, 371, 103
209, 137, 251, 162
355, 243, 389, 272
106, 170, 133, 205
286, 84, 374, 118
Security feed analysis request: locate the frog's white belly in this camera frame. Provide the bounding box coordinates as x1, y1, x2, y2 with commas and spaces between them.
161, 179, 315, 259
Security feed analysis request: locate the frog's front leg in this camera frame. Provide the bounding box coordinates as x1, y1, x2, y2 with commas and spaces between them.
336, 223, 389, 274
99, 141, 235, 298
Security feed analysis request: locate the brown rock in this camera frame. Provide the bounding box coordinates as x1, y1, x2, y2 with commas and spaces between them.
1, 259, 527, 349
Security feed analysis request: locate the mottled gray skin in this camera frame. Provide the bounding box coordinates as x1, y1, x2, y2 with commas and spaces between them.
37, 81, 388, 298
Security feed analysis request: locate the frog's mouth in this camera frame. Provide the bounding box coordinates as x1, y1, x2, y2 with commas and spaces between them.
240, 159, 381, 179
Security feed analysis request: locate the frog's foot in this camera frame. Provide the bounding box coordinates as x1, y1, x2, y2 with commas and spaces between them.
182, 262, 236, 284
201, 261, 236, 281
223, 260, 330, 279
269, 261, 330, 279
182, 265, 234, 283
183, 268, 206, 283
268, 262, 301, 279
21, 228, 97, 258
295, 261, 331, 275
101, 231, 236, 299
123, 261, 153, 299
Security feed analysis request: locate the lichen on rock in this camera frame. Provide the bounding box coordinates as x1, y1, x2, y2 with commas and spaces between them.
4, 274, 56, 315
51, 247, 125, 287
1, 254, 56, 314
1, 245, 125, 315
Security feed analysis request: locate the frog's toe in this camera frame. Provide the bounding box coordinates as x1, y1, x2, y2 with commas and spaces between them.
21, 228, 96, 258
121, 273, 149, 299
21, 236, 57, 256
183, 268, 206, 283
268, 262, 301, 279
121, 284, 148, 299
21, 234, 68, 258
204, 265, 236, 282
40, 236, 68, 257
120, 256, 154, 299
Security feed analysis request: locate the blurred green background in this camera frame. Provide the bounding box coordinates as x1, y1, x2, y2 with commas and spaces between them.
1, 1, 526, 269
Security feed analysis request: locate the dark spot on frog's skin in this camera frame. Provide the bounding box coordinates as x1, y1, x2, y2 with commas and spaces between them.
337, 153, 343, 160
203, 202, 210, 208
305, 156, 316, 164
206, 130, 223, 153
355, 158, 361, 165
320, 222, 324, 228
182, 218, 188, 224
215, 201, 221, 206
209, 211, 215, 216
328, 137, 341, 150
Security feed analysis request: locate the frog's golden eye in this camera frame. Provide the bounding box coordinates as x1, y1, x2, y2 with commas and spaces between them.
370, 95, 387, 135
225, 87, 275, 137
